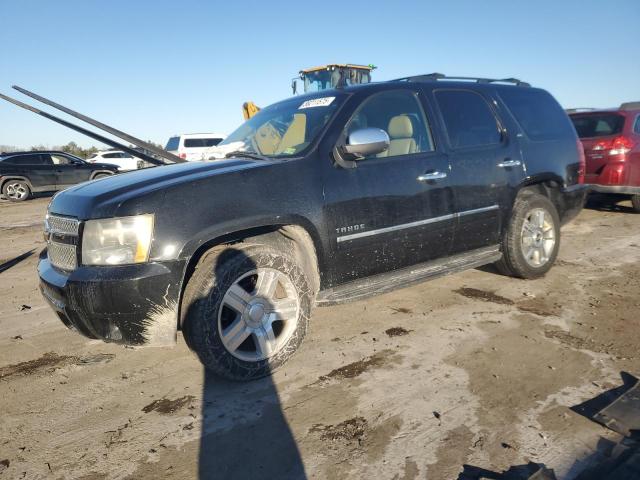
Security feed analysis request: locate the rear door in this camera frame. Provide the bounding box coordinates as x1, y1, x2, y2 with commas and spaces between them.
8, 154, 57, 190
430, 88, 524, 254
323, 88, 455, 283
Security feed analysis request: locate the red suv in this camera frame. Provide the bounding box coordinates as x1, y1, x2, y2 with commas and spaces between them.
569, 103, 640, 212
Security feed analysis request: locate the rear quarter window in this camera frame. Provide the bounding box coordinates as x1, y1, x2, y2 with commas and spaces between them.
499, 88, 573, 141
165, 137, 180, 150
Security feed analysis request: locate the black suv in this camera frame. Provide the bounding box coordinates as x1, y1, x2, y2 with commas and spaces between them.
38, 75, 587, 380
0, 151, 117, 201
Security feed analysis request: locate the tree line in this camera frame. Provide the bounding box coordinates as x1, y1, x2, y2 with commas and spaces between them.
1, 141, 165, 159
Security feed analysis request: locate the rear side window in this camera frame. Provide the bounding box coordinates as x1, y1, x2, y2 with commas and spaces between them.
165, 136, 180, 150
103, 152, 120, 158
4, 154, 50, 165
570, 114, 625, 138
634, 116, 640, 134
435, 90, 501, 148
500, 89, 573, 141
183, 138, 222, 148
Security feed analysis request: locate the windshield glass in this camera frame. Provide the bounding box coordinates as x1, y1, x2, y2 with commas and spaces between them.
211, 95, 343, 158
570, 114, 625, 138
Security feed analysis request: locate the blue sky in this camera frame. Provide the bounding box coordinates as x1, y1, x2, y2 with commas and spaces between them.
0, 0, 638, 149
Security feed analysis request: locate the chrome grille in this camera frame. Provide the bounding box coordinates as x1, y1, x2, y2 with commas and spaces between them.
48, 241, 78, 270
46, 214, 80, 236
45, 214, 80, 270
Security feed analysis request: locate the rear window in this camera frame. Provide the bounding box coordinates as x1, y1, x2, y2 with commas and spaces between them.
165, 136, 180, 151
569, 114, 625, 138
500, 88, 573, 141
183, 138, 223, 148
435, 90, 501, 148
103, 152, 120, 158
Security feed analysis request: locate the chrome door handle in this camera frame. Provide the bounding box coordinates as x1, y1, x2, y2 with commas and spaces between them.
497, 159, 522, 168
417, 171, 447, 182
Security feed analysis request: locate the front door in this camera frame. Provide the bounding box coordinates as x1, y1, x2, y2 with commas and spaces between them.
47, 154, 91, 187
429, 87, 524, 254
323, 88, 455, 285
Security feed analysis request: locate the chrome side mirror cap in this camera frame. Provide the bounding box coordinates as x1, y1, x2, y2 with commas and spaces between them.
343, 128, 390, 159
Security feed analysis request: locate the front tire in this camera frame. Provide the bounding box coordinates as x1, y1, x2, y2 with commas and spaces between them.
181, 244, 312, 381
2, 180, 31, 202
495, 192, 560, 279
631, 194, 640, 213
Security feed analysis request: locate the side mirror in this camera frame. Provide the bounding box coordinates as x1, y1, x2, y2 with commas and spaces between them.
343, 128, 390, 159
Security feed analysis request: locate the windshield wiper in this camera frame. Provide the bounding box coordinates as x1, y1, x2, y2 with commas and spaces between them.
224, 150, 270, 161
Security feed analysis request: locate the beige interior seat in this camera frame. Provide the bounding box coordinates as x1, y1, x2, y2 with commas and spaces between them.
378, 114, 417, 157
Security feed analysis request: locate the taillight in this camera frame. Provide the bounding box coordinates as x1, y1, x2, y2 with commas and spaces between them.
179, 153, 187, 159
591, 136, 635, 156
577, 139, 586, 184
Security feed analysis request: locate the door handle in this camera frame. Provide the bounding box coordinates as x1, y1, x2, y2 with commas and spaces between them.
417, 171, 447, 182
497, 159, 522, 168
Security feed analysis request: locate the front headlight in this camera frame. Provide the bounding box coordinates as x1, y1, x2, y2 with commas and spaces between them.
82, 214, 154, 266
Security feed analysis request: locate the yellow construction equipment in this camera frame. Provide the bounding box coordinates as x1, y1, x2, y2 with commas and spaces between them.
243, 63, 376, 119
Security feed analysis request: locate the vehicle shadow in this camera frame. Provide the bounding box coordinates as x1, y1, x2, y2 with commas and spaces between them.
0, 249, 34, 274
585, 194, 636, 214
185, 248, 307, 479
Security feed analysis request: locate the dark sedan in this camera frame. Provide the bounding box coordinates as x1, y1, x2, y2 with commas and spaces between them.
0, 151, 118, 201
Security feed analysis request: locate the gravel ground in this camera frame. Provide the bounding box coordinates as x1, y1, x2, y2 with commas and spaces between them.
0, 195, 638, 479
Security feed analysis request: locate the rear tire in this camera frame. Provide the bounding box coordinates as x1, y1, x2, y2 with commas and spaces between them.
631, 194, 640, 213
181, 244, 312, 381
2, 180, 31, 202
495, 191, 560, 279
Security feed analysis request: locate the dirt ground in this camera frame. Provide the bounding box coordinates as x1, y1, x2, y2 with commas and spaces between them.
0, 195, 639, 479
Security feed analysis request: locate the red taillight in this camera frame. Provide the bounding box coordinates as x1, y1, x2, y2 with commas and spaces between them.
591, 136, 635, 156
179, 153, 187, 159
577, 139, 586, 184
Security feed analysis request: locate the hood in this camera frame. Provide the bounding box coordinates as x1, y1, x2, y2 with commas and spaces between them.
49, 158, 266, 219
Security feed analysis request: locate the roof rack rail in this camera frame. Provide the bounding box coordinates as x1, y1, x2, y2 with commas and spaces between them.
392, 72, 530, 87
620, 101, 640, 110
565, 108, 598, 113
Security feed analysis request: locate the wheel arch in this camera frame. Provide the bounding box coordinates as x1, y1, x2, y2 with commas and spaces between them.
1, 175, 33, 192
177, 219, 323, 328
89, 170, 116, 180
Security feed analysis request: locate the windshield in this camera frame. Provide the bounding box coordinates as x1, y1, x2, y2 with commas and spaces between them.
570, 113, 625, 138
212, 95, 343, 158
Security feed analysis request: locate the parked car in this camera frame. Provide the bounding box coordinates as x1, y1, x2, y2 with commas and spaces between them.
568, 103, 640, 212
87, 150, 145, 171
165, 133, 226, 161
39, 74, 587, 380
0, 151, 117, 201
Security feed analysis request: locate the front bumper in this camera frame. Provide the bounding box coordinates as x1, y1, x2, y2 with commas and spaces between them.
588, 185, 640, 195
38, 250, 186, 346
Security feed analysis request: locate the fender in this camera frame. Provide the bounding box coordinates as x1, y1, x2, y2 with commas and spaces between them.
178, 213, 327, 273
0, 175, 33, 191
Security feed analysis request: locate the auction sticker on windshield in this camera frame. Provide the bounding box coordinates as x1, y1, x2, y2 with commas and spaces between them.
299, 97, 335, 109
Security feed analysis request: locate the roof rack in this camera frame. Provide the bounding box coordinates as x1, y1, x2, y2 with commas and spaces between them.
565, 108, 598, 113
393, 72, 530, 87
620, 101, 640, 110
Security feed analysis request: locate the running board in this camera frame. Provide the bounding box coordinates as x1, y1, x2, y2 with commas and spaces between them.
316, 245, 502, 306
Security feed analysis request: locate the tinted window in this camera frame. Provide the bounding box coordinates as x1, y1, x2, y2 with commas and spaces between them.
103, 152, 120, 158
435, 90, 501, 148
165, 136, 180, 150
346, 90, 434, 158
183, 138, 223, 148
5, 154, 50, 165
570, 114, 625, 138
634, 116, 640, 134
500, 89, 573, 141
